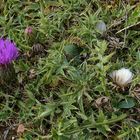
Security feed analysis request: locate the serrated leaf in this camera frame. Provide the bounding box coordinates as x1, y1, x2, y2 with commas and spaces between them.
76, 112, 88, 120
35, 103, 56, 120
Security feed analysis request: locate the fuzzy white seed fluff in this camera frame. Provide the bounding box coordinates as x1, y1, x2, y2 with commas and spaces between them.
110, 68, 133, 87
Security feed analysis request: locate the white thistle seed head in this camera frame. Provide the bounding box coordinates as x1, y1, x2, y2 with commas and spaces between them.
110, 68, 133, 88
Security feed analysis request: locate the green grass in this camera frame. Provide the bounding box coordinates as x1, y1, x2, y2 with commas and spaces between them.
0, 0, 140, 139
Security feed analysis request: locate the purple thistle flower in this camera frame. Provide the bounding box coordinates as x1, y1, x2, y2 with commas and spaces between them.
0, 38, 19, 65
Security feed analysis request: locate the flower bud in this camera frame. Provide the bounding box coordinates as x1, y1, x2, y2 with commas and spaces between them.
25, 26, 33, 36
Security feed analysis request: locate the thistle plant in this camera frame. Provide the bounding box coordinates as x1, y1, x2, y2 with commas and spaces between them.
0, 38, 19, 86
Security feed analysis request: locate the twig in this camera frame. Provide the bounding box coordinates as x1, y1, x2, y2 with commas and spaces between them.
116, 21, 140, 34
